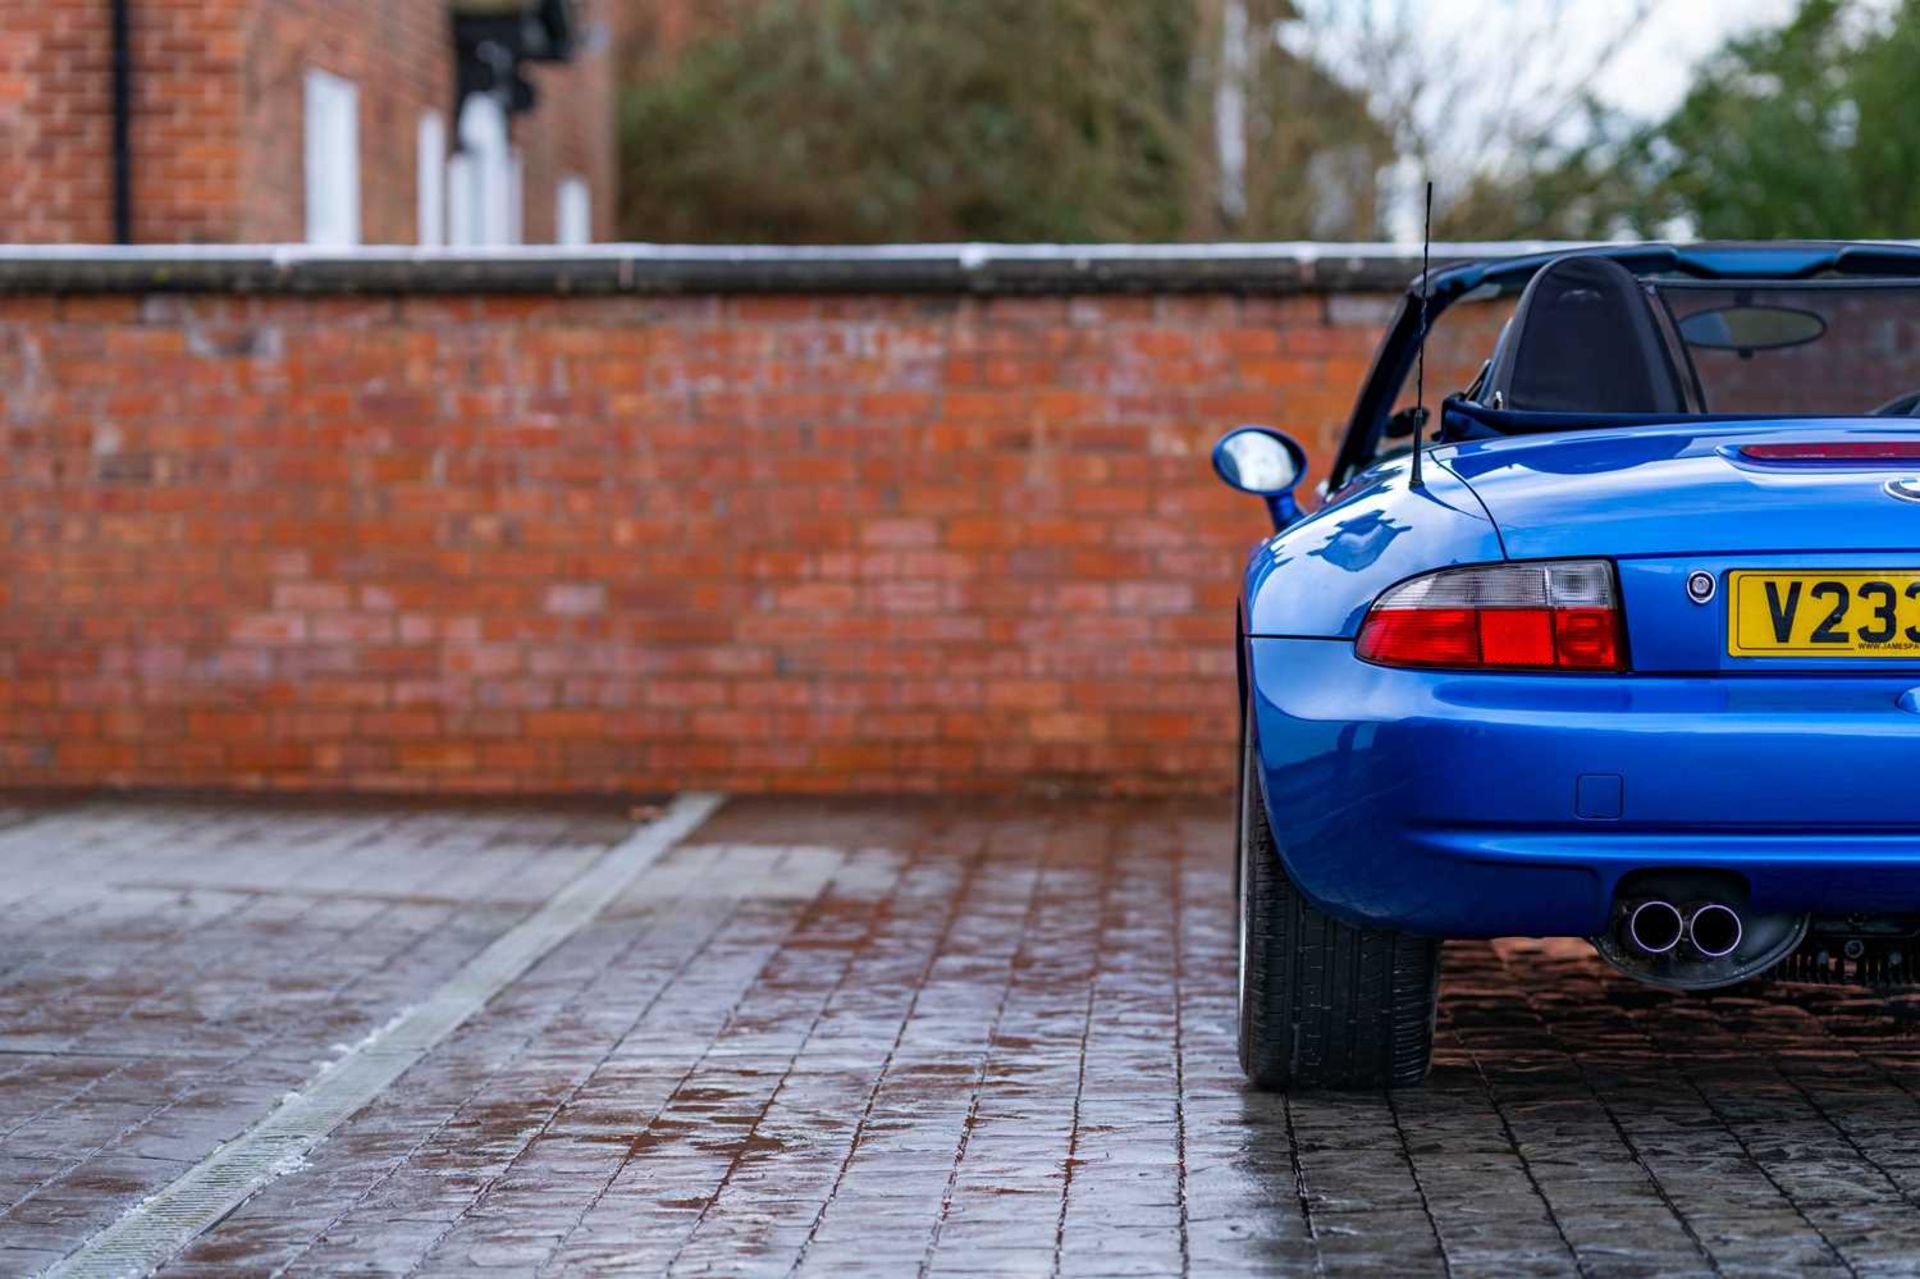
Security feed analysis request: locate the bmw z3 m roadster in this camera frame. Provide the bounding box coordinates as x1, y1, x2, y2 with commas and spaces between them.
1218, 242, 1920, 1090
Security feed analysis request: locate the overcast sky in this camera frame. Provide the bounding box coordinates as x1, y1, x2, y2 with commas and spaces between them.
1383, 0, 1805, 128
1583, 0, 1799, 120
1318, 0, 1808, 240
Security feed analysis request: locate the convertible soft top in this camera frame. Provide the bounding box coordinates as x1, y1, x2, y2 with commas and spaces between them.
1327, 242, 1920, 476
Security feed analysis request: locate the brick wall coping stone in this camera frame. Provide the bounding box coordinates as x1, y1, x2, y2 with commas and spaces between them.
0, 241, 1598, 296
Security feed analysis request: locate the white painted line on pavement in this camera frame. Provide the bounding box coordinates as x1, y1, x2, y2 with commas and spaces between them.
41, 792, 726, 1279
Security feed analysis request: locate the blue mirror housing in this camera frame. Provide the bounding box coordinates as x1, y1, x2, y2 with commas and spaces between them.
1213, 426, 1308, 531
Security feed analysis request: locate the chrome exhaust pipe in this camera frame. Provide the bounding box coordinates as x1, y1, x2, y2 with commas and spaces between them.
1595, 880, 1803, 991
1687, 902, 1743, 959
1625, 899, 1684, 955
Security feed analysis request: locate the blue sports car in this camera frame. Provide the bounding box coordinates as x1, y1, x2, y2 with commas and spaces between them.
1218, 242, 1920, 1090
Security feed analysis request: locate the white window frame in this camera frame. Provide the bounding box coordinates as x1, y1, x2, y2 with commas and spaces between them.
508, 146, 525, 245
303, 69, 360, 248
416, 110, 446, 247
446, 150, 476, 246
450, 93, 512, 247
556, 174, 591, 246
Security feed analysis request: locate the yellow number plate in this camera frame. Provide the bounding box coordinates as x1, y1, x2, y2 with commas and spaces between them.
1729, 571, 1920, 656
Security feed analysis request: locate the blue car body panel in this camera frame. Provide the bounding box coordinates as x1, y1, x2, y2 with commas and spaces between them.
1249, 638, 1920, 938
1244, 454, 1502, 639
1240, 242, 1920, 941
1443, 422, 1920, 559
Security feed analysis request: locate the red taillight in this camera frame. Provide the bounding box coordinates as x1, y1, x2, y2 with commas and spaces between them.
1356, 562, 1625, 672
1739, 441, 1920, 462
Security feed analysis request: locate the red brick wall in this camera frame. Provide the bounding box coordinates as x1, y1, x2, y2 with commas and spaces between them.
518, 25, 619, 245
2, 3, 116, 243
239, 0, 620, 245
0, 0, 248, 244
236, 0, 447, 244
1, 0, 616, 246
139, 1, 250, 244
0, 285, 1405, 796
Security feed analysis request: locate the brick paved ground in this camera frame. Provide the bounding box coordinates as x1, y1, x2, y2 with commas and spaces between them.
4, 797, 1920, 1277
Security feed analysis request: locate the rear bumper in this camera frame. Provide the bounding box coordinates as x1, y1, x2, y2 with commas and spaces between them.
1249, 637, 1920, 937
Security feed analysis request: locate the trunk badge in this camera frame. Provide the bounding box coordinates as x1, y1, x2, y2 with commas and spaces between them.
1885, 478, 1920, 503
1686, 571, 1716, 604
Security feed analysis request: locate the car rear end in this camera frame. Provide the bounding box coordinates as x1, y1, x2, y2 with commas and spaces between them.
1255, 427, 1920, 990
1226, 246, 1920, 1088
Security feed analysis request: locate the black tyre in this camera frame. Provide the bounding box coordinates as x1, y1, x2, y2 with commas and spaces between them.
1237, 712, 1441, 1090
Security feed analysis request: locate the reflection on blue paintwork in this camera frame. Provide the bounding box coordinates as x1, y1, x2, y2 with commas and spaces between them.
1308, 510, 1411, 573
1242, 453, 1503, 638
1446, 432, 1690, 479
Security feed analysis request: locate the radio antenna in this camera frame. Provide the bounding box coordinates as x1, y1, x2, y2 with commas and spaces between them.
1409, 179, 1433, 490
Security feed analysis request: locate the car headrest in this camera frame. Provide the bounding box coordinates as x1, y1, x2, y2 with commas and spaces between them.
1481, 254, 1688, 415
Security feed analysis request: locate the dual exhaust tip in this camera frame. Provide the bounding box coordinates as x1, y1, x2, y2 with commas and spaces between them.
1625, 899, 1743, 959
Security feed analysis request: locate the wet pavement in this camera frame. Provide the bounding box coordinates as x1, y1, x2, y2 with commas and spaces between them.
2, 797, 1920, 1276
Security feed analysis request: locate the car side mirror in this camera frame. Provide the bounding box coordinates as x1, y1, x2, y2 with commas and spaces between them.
1212, 426, 1308, 532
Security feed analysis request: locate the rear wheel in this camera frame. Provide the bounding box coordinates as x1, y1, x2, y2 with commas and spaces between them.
1237, 712, 1441, 1090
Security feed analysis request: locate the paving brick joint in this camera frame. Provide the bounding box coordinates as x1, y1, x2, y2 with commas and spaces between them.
2, 796, 1919, 1277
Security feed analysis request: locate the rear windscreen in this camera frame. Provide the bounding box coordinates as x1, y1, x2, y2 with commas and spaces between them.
1656, 281, 1920, 417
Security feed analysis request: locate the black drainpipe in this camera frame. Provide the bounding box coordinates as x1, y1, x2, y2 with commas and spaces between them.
110, 0, 133, 243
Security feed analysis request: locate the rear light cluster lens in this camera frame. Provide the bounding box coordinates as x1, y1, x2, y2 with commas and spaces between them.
1356, 561, 1626, 672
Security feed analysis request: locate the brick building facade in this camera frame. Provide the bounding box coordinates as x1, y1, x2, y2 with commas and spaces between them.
2, 0, 617, 246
